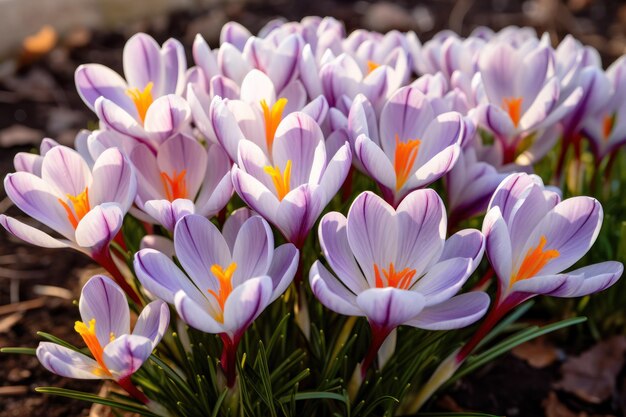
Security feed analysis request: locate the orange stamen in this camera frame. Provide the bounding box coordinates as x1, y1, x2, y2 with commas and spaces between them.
74, 319, 112, 377
510, 235, 560, 287
394, 134, 421, 191
126, 82, 154, 123
264, 160, 292, 201
502, 97, 523, 128
207, 262, 237, 323
367, 60, 380, 74
160, 170, 188, 201
373, 263, 416, 290
58, 187, 90, 229
603, 113, 616, 141
260, 98, 288, 153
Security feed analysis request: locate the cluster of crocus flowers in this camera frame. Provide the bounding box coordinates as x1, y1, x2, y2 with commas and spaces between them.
0, 17, 624, 414
37, 275, 169, 404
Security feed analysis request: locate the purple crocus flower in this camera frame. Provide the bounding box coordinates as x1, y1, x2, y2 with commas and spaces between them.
134, 212, 299, 387
348, 86, 464, 206
1, 145, 141, 303
75, 33, 189, 151
309, 190, 489, 377
129, 133, 233, 231
37, 275, 169, 404
231, 112, 352, 248
475, 42, 582, 164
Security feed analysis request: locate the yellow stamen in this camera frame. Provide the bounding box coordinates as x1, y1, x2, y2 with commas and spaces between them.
510, 235, 560, 287
394, 134, 421, 191
160, 170, 188, 201
260, 98, 288, 153
58, 187, 90, 229
207, 262, 237, 323
373, 263, 416, 290
125, 82, 154, 123
603, 113, 616, 141
502, 97, 523, 128
74, 319, 112, 377
367, 60, 380, 74
264, 160, 292, 201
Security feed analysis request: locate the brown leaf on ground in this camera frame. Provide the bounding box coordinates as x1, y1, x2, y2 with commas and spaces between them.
512, 337, 559, 368
555, 336, 626, 404
544, 391, 617, 417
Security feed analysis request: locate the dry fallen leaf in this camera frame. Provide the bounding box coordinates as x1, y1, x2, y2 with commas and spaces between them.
512, 337, 559, 368
23, 25, 58, 56
544, 391, 578, 417
556, 336, 626, 404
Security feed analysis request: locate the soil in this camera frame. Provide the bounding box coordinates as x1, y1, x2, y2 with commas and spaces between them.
1, 1, 625, 416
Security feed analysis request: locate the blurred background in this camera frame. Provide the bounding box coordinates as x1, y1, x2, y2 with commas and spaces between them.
0, 1, 625, 416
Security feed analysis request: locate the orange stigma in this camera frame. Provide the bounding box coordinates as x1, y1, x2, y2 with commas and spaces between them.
207, 262, 237, 323
160, 170, 188, 201
510, 235, 560, 287
603, 113, 616, 141
503, 97, 523, 128
74, 319, 112, 377
126, 82, 154, 123
367, 60, 380, 74
394, 134, 421, 191
261, 98, 288, 153
58, 187, 91, 229
264, 160, 292, 201
373, 263, 416, 290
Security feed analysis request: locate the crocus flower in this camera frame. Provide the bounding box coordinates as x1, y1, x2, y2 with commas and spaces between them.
134, 212, 299, 387
75, 33, 189, 151
37, 275, 169, 404
1, 145, 140, 303
129, 133, 233, 231
231, 112, 351, 248
348, 87, 465, 206
475, 42, 582, 164
309, 190, 489, 377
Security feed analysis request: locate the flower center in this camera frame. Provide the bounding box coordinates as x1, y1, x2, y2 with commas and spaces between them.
510, 235, 560, 287
264, 160, 292, 201
160, 169, 188, 201
207, 262, 237, 323
58, 187, 91, 229
502, 97, 523, 128
373, 263, 416, 290
603, 113, 616, 141
74, 318, 112, 377
367, 60, 380, 74
126, 82, 154, 123
260, 98, 288, 154
394, 134, 421, 191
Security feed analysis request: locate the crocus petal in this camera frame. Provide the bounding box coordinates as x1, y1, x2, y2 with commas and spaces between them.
411, 257, 473, 306
510, 274, 569, 295
210, 75, 240, 100
134, 249, 205, 305
75, 203, 123, 251
240, 69, 276, 104
143, 95, 191, 145
317, 143, 352, 207
231, 216, 274, 287
0, 215, 71, 249
174, 214, 231, 292
102, 334, 153, 379
36, 343, 101, 379
267, 34, 302, 92
95, 98, 150, 148
41, 146, 92, 198
439, 229, 485, 269
157, 134, 207, 198
220, 21, 252, 51
318, 212, 368, 293
479, 43, 518, 105
13, 152, 42, 175
267, 244, 299, 302
275, 184, 322, 245
132, 300, 170, 349
309, 261, 362, 316
210, 96, 247, 161
518, 77, 559, 131
548, 262, 623, 298
482, 207, 513, 285
223, 276, 274, 337
356, 288, 426, 329
143, 199, 195, 232
280, 80, 308, 114
299, 44, 323, 99
187, 83, 216, 144
231, 166, 280, 222
139, 235, 175, 258
123, 33, 162, 93
223, 208, 256, 250
80, 275, 130, 347
89, 148, 136, 211
161, 38, 187, 96
218, 42, 252, 85
193, 34, 219, 79
354, 135, 396, 190
174, 290, 224, 334
407, 292, 490, 330
75, 64, 133, 114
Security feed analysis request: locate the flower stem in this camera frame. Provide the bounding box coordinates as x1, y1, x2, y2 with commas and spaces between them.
220, 333, 239, 388
117, 375, 149, 404
93, 249, 142, 305
360, 323, 392, 380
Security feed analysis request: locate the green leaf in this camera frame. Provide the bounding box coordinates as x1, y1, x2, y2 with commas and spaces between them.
282, 391, 347, 403
35, 387, 161, 417
414, 413, 503, 417
1, 347, 37, 355
37, 332, 81, 352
